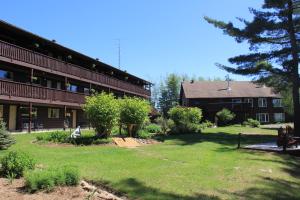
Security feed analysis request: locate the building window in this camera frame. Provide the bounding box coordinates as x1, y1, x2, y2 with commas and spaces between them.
19, 107, 38, 118
48, 108, 60, 119
272, 99, 282, 107
0, 105, 3, 120
47, 80, 52, 88
0, 69, 13, 80
258, 98, 267, 108
274, 113, 285, 122
67, 84, 78, 92
256, 113, 269, 123
232, 99, 242, 103
84, 88, 90, 95
244, 98, 253, 107
57, 82, 61, 90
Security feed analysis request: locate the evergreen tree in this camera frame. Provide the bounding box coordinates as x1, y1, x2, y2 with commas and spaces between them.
0, 121, 15, 150
205, 0, 300, 135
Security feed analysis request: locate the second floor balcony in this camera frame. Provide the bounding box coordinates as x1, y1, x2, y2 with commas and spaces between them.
0, 40, 151, 98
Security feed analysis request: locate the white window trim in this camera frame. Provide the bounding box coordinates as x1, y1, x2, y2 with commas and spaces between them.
244, 98, 253, 107
256, 113, 270, 123
258, 98, 267, 108
274, 113, 285, 122
272, 99, 283, 108
48, 108, 60, 119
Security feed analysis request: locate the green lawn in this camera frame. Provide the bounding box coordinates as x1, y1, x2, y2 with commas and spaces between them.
1, 126, 300, 200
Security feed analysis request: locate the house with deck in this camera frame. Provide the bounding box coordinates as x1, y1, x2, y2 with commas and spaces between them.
179, 81, 285, 124
0, 20, 151, 132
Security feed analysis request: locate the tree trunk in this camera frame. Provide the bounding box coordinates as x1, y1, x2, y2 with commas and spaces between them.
288, 0, 300, 136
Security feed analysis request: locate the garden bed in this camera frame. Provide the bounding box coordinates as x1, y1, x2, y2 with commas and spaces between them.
0, 178, 127, 200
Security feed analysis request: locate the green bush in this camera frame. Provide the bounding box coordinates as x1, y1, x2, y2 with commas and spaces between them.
137, 130, 152, 139
216, 108, 236, 126
25, 166, 79, 192
0, 120, 15, 150
243, 118, 260, 128
155, 117, 171, 134
1, 151, 35, 178
199, 120, 214, 130
83, 92, 119, 138
119, 97, 151, 137
144, 124, 161, 133
36, 131, 70, 143
168, 106, 202, 134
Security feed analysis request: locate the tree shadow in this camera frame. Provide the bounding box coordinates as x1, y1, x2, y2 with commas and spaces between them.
92, 178, 220, 200
224, 176, 300, 200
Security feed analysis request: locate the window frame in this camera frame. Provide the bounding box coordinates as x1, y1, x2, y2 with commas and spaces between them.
274, 113, 285, 122
48, 108, 60, 119
244, 98, 253, 107
256, 113, 270, 123
272, 99, 283, 108
258, 98, 267, 108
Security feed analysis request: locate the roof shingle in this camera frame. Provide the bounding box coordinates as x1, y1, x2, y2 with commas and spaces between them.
182, 81, 281, 99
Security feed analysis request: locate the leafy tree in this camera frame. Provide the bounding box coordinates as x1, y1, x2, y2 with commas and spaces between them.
83, 92, 119, 138
119, 97, 151, 137
0, 121, 15, 150
205, 0, 300, 134
216, 108, 236, 126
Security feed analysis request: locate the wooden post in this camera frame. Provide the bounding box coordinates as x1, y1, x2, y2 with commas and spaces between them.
63, 105, 67, 131
28, 102, 32, 133
65, 77, 68, 90
237, 133, 241, 149
89, 83, 92, 94
30, 69, 34, 84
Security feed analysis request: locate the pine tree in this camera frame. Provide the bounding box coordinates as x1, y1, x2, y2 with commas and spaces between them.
205, 0, 300, 135
0, 121, 15, 150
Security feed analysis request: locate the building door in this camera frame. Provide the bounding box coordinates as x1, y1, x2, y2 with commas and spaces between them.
8, 105, 17, 131
72, 110, 77, 128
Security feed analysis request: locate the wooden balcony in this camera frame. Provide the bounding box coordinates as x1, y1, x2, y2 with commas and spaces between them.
0, 40, 150, 98
204, 102, 253, 112
0, 79, 85, 107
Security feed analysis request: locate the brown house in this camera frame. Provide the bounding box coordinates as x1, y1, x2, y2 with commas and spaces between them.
0, 20, 151, 132
180, 81, 285, 124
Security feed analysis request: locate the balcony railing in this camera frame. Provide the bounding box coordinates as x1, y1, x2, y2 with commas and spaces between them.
0, 79, 85, 105
0, 40, 150, 97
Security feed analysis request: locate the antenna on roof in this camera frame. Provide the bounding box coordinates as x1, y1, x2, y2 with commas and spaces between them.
225, 74, 232, 91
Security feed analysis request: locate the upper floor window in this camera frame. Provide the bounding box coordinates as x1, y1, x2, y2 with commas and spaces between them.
272, 99, 282, 107
256, 113, 269, 123
47, 80, 52, 88
244, 98, 253, 107
232, 99, 242, 104
84, 88, 90, 95
57, 82, 61, 90
258, 98, 267, 108
67, 84, 78, 92
0, 70, 13, 80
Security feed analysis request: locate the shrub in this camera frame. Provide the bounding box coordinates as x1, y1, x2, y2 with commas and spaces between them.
216, 108, 236, 126
199, 120, 214, 130
25, 166, 79, 192
119, 97, 151, 137
155, 117, 171, 134
83, 92, 119, 138
144, 124, 161, 133
1, 151, 35, 178
243, 118, 260, 128
168, 106, 202, 134
0, 120, 15, 150
137, 130, 152, 139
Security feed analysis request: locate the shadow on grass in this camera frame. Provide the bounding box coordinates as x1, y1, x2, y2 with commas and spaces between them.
93, 178, 220, 200
226, 176, 300, 200
162, 131, 276, 147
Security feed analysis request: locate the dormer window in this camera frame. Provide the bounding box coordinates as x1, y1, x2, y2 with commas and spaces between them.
272, 99, 282, 107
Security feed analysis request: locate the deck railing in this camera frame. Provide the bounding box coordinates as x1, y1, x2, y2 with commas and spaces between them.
0, 40, 150, 97
0, 79, 86, 105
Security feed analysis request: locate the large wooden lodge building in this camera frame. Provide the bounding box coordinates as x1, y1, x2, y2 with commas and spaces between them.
180, 81, 285, 124
0, 20, 151, 132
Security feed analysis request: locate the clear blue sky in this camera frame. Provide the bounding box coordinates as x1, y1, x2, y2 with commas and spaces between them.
0, 0, 263, 83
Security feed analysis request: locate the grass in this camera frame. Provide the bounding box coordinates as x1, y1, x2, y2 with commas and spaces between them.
1, 125, 300, 199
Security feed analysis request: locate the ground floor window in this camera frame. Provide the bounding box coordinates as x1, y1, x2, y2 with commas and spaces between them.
274, 113, 285, 122
48, 108, 60, 119
19, 106, 38, 129
256, 113, 269, 123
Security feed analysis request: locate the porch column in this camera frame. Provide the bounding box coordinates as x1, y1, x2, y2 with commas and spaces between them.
28, 102, 32, 133
64, 105, 67, 130
30, 69, 34, 84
